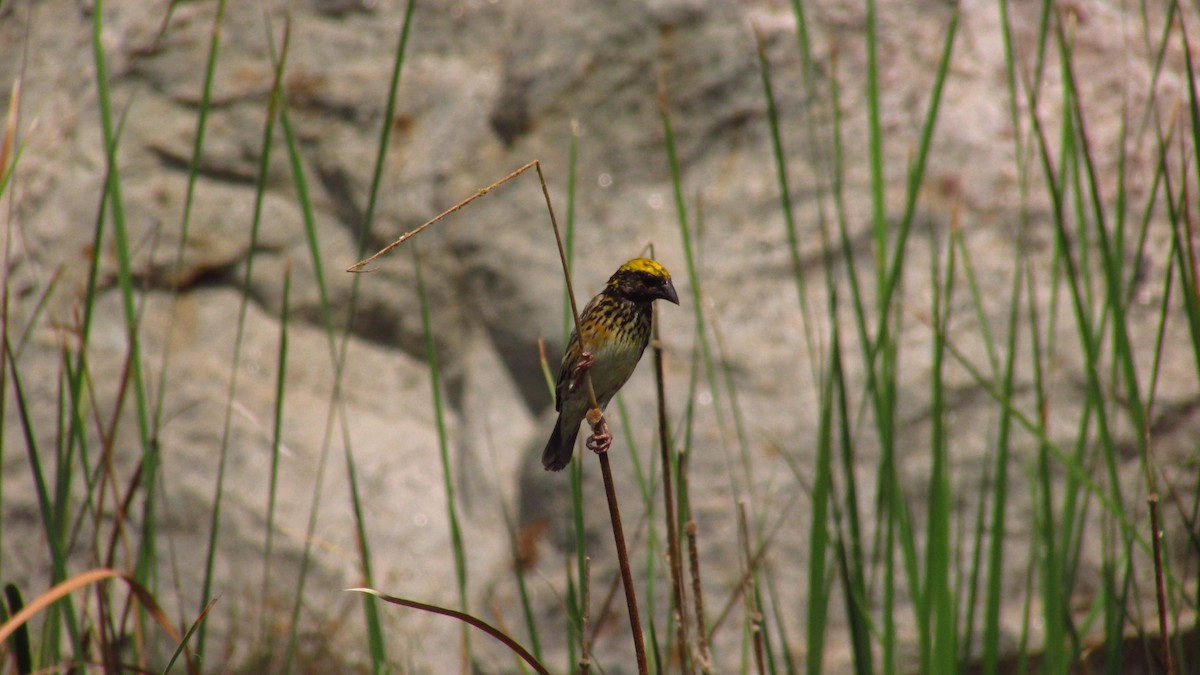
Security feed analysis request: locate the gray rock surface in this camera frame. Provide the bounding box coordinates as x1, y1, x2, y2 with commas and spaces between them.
1, 0, 1196, 672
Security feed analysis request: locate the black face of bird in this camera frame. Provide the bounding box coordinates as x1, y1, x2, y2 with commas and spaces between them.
609, 268, 680, 305
614, 272, 677, 304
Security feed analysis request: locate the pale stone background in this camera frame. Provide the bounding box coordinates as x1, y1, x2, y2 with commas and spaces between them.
1, 0, 1196, 672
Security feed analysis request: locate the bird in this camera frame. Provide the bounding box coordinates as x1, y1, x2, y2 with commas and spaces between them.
542, 257, 680, 471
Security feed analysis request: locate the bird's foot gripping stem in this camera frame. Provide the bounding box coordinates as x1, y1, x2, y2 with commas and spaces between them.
585, 408, 611, 454
568, 351, 595, 394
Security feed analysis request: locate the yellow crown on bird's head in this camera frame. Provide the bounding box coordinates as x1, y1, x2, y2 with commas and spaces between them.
605, 258, 680, 305
612, 257, 671, 282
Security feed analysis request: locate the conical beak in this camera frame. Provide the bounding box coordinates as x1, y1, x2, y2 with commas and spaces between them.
658, 279, 680, 305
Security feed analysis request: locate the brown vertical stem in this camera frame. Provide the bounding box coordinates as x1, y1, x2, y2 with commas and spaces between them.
686, 519, 710, 671
679, 448, 711, 669
1148, 495, 1173, 675
738, 502, 766, 675
597, 451, 648, 672
536, 161, 647, 674
653, 312, 691, 672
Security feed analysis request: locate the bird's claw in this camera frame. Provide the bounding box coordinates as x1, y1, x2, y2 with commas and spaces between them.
568, 351, 595, 394
585, 413, 611, 454
588, 408, 614, 454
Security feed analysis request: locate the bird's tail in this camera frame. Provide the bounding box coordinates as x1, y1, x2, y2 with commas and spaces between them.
542, 412, 581, 471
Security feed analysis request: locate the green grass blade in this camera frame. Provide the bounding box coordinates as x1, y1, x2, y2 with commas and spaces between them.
336, 4, 418, 669
499, 494, 542, 663
763, 565, 798, 675
194, 1, 278, 656
864, 0, 886, 281
2, 584, 33, 675
415, 245, 472, 665
755, 29, 819, 383
921, 233, 952, 674
338, 397, 389, 673
804, 349, 835, 675
262, 10, 399, 669
980, 247, 1024, 675
864, 0, 959, 380
830, 329, 875, 675
91, 0, 157, 592
261, 261, 291, 652
1058, 23, 1149, 475
282, 450, 334, 673
872, 3, 960, 357
659, 92, 749, 521
565, 544, 581, 670
1164, 22, 1200, 382
561, 121, 585, 672
258, 17, 334, 672
834, 8, 959, 669
6, 338, 82, 658
150, 0, 227, 427
161, 599, 216, 675
359, 0, 417, 247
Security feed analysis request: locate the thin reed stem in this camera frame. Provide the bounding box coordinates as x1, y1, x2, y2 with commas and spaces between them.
737, 502, 766, 675
686, 519, 710, 671
1149, 495, 1173, 675
654, 298, 691, 673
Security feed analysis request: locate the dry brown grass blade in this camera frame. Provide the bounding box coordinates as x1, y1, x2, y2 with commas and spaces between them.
348, 587, 550, 674
346, 160, 539, 273
0, 568, 201, 674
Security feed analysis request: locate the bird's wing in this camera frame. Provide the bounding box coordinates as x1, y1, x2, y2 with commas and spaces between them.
553, 327, 580, 412
555, 292, 605, 412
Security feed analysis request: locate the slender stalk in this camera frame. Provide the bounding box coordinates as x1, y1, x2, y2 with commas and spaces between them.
597, 451, 648, 671
92, 0, 156, 601
348, 160, 543, 273
680, 448, 711, 672
415, 246, 471, 670
805, 330, 836, 675
1149, 495, 1173, 675
340, 6, 419, 667
192, 0, 243, 656
737, 503, 766, 675
537, 160, 648, 674
580, 556, 591, 675
686, 519, 710, 671
654, 300, 691, 673
261, 261, 290, 652
982, 243, 1025, 675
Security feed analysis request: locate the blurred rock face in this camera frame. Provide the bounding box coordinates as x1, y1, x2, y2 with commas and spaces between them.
1, 0, 1195, 671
